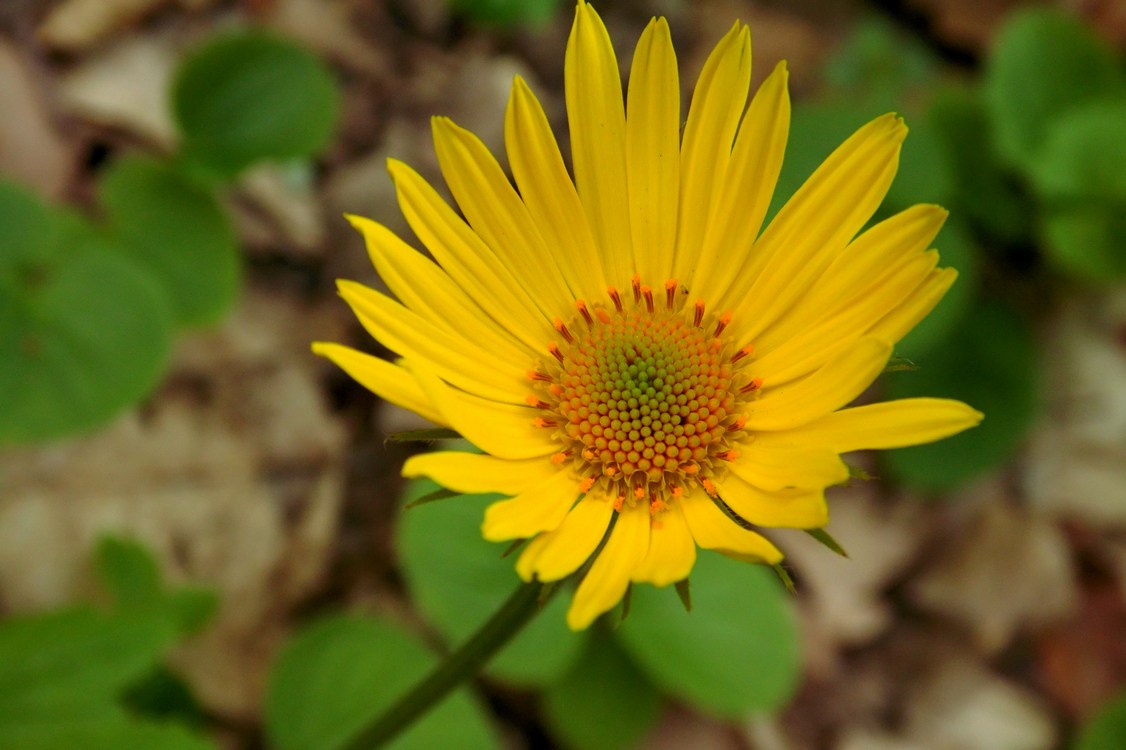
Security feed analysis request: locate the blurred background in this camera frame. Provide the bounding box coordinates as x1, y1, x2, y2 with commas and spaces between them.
1, 0, 1125, 748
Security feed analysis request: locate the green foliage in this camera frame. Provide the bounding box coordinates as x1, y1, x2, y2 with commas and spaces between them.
543, 634, 662, 750
884, 301, 1038, 492
0, 537, 217, 750
0, 182, 173, 445
397, 476, 584, 686
983, 7, 1124, 169
1075, 690, 1126, 749
0, 28, 339, 445
1031, 101, 1126, 281
265, 614, 498, 750
98, 156, 240, 326
449, 0, 562, 28
173, 31, 340, 178
617, 551, 800, 718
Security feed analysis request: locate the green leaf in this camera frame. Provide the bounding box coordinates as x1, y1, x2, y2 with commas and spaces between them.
822, 16, 937, 110
983, 7, 1125, 168
97, 156, 239, 326
543, 634, 663, 750
397, 474, 585, 687
265, 614, 497, 750
449, 0, 561, 27
1075, 690, 1126, 750
1031, 101, 1126, 282
805, 527, 848, 558
172, 31, 339, 177
0, 184, 174, 444
883, 300, 1038, 492
96, 535, 163, 609
616, 551, 800, 718
927, 86, 1032, 244
895, 217, 980, 359
0, 607, 212, 750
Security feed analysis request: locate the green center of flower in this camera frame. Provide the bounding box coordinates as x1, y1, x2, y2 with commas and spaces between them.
528, 279, 761, 513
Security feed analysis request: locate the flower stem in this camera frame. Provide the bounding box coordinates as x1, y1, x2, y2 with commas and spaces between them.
339, 580, 552, 749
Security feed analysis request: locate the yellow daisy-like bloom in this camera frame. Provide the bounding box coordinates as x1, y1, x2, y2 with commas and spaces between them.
315, 1, 982, 630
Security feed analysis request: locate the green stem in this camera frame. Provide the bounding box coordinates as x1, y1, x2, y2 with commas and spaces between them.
339, 580, 553, 750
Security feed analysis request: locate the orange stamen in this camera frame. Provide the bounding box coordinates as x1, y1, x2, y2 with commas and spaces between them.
528, 370, 552, 382
576, 300, 593, 325
595, 308, 611, 324
664, 279, 677, 310
553, 319, 574, 343
702, 478, 718, 496
613, 495, 625, 512
548, 342, 564, 363
579, 476, 596, 493
532, 417, 557, 428
731, 344, 754, 363
607, 286, 623, 312
631, 274, 642, 304
551, 451, 570, 464
693, 300, 705, 327
740, 377, 764, 393
641, 285, 654, 313
526, 395, 550, 409
717, 450, 739, 461
714, 311, 732, 337
727, 415, 747, 432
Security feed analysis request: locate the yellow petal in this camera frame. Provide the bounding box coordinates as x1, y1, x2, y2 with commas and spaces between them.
747, 337, 892, 431
482, 469, 580, 541
526, 490, 615, 582
402, 451, 557, 496
431, 117, 574, 316
752, 250, 939, 385
673, 22, 751, 280
690, 60, 789, 301
868, 267, 958, 343
714, 474, 828, 529
758, 397, 984, 453
505, 76, 606, 302
346, 214, 530, 363
756, 203, 947, 352
630, 503, 696, 586
723, 115, 908, 343
412, 370, 557, 460
388, 159, 548, 350
728, 445, 849, 491
566, 1, 632, 284
626, 17, 679, 284
311, 343, 444, 425
567, 501, 650, 629
679, 491, 782, 564
338, 280, 526, 404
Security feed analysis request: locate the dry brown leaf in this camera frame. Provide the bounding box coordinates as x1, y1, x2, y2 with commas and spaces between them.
38, 0, 172, 52
903, 657, 1057, 750
776, 486, 926, 672
55, 32, 180, 147
909, 482, 1077, 654
233, 163, 327, 256
1025, 290, 1126, 528
0, 286, 347, 722
0, 42, 74, 199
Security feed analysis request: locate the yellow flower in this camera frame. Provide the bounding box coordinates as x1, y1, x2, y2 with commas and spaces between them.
315, 1, 982, 630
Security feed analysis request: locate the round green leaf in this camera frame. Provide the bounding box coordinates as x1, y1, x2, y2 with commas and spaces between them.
397, 474, 585, 687
883, 300, 1037, 492
449, 0, 561, 27
927, 86, 1032, 244
265, 614, 497, 750
1031, 102, 1126, 282
98, 156, 239, 326
1076, 691, 1126, 750
895, 217, 979, 359
983, 8, 1124, 169
616, 551, 800, 718
544, 634, 663, 750
0, 186, 173, 444
172, 31, 339, 176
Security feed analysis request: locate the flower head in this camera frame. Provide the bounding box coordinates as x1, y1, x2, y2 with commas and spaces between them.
315, 1, 982, 629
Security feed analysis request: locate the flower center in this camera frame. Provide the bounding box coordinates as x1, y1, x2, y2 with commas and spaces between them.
528, 277, 762, 515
